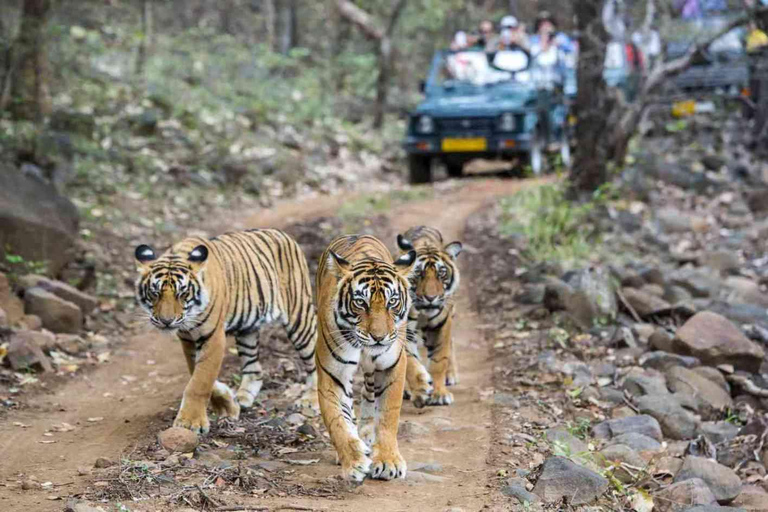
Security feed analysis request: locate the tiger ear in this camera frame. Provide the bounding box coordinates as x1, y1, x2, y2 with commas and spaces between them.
397, 234, 414, 251
134, 244, 156, 272
394, 250, 417, 278
445, 241, 463, 259
187, 245, 209, 272
328, 250, 351, 277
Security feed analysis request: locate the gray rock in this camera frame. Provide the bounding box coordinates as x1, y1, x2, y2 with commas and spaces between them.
562, 267, 617, 327
640, 351, 700, 371
665, 285, 694, 305
516, 284, 546, 305
592, 415, 663, 442
706, 301, 768, 331
725, 277, 768, 309
674, 456, 742, 504
672, 311, 765, 373
501, 481, 540, 504
657, 207, 695, 233
23, 287, 83, 334
635, 395, 700, 440
623, 287, 672, 316
621, 367, 670, 397
598, 387, 626, 405
701, 250, 741, 274
0, 163, 79, 275
665, 366, 733, 417
543, 277, 572, 312
651, 329, 676, 352
6, 336, 52, 372
532, 456, 609, 505
670, 268, 721, 298
599, 444, 646, 483
546, 427, 588, 455
731, 484, 768, 511
17, 275, 98, 314
697, 422, 740, 445
608, 432, 662, 452
656, 478, 718, 512
692, 367, 730, 392
681, 507, 746, 512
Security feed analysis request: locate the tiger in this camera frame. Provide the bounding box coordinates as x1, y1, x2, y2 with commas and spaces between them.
315, 234, 416, 482
134, 229, 317, 434
397, 226, 462, 407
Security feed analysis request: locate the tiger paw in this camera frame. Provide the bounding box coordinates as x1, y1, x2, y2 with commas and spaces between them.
295, 387, 320, 413
340, 452, 372, 483
174, 408, 210, 435
211, 382, 240, 420
370, 450, 407, 480
445, 372, 459, 386
426, 388, 454, 406
236, 376, 263, 409
359, 423, 376, 449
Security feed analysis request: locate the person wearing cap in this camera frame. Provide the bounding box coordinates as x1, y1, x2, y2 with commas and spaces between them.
499, 15, 530, 51
529, 11, 574, 56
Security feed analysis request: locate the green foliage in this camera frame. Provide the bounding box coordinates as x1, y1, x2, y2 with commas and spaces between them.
4, 247, 48, 279
499, 184, 599, 266
566, 418, 592, 440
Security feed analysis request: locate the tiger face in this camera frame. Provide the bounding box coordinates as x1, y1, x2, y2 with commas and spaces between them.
398, 235, 462, 309
328, 251, 416, 349
134, 244, 210, 331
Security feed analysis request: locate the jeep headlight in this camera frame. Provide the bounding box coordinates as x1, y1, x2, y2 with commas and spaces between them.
416, 115, 434, 134
498, 112, 516, 132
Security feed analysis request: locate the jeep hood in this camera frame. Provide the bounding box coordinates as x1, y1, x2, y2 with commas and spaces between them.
415, 86, 534, 117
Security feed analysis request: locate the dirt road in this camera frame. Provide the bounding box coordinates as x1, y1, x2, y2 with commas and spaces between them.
0, 177, 547, 512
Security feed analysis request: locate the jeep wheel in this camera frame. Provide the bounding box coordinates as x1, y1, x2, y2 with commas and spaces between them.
446, 162, 464, 178
408, 155, 432, 184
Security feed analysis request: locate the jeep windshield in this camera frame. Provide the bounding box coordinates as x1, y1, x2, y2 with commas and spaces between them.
665, 14, 746, 58
437, 49, 532, 88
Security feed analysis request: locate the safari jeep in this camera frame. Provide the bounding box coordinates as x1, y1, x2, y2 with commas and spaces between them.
403, 48, 570, 183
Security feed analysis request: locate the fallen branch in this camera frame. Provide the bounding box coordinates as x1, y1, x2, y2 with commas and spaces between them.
615, 289, 642, 323
727, 374, 768, 397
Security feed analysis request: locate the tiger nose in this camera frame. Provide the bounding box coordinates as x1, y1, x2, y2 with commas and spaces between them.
371, 333, 386, 342
425, 295, 437, 303
160, 318, 173, 327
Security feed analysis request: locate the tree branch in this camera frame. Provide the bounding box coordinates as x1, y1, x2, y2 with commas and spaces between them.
385, 0, 407, 37
334, 0, 384, 40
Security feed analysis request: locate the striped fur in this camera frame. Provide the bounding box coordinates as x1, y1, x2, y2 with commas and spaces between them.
397, 226, 462, 407
315, 235, 416, 482
134, 229, 317, 434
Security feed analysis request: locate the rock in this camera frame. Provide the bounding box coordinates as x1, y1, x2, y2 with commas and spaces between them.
532, 456, 609, 505
546, 427, 588, 455
620, 367, 670, 397
670, 268, 721, 298
693, 366, 730, 392
665, 366, 733, 417
599, 444, 646, 483
623, 287, 672, 316
23, 287, 82, 334
656, 478, 718, 512
657, 207, 695, 233
666, 285, 694, 306
0, 307, 7, 328
93, 457, 113, 468
543, 277, 572, 312
17, 275, 98, 314
656, 456, 684, 477
21, 480, 38, 490
400, 421, 430, 437
701, 251, 741, 274
56, 334, 87, 354
406, 470, 446, 483
635, 395, 700, 440
725, 277, 768, 309
19, 314, 42, 330
63, 502, 107, 512
650, 328, 676, 353
297, 422, 317, 437
285, 413, 305, 426
640, 351, 700, 371
562, 267, 617, 326
516, 284, 546, 305
697, 422, 740, 445
0, 163, 79, 275
6, 336, 52, 372
747, 188, 768, 216
592, 415, 663, 442
501, 481, 540, 504
608, 433, 662, 452
158, 427, 199, 453
674, 456, 742, 504
731, 485, 768, 511
672, 312, 765, 373
11, 329, 56, 352
0, 273, 24, 326
681, 507, 747, 512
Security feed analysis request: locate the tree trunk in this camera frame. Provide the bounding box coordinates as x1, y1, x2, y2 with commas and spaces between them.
264, 0, 276, 51
373, 38, 391, 129
135, 0, 153, 76
570, 0, 613, 193
277, 0, 296, 55
2, 0, 52, 121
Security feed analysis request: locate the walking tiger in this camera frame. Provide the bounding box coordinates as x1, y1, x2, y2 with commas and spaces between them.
134, 229, 317, 434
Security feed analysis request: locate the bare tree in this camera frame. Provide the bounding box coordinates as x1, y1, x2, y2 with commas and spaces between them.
135, 0, 153, 76
336, 0, 408, 129
264, 0, 276, 50
277, 0, 297, 54
1, 0, 52, 121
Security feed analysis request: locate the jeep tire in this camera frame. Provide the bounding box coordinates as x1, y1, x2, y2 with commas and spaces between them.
408, 154, 432, 184
446, 161, 464, 178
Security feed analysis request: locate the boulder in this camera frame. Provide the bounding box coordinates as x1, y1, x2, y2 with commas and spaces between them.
674, 456, 742, 504
672, 312, 765, 373
158, 427, 199, 453
592, 415, 663, 442
635, 395, 700, 440
621, 367, 670, 397
692, 367, 730, 392
23, 287, 82, 334
17, 275, 98, 314
0, 164, 79, 275
656, 478, 718, 512
6, 337, 52, 372
599, 444, 646, 483
707, 301, 768, 331
731, 484, 768, 511
622, 287, 672, 316
651, 329, 676, 352
608, 432, 662, 452
640, 351, 700, 371
11, 329, 56, 352
545, 427, 588, 456
665, 366, 733, 417
562, 267, 617, 327
502, 479, 540, 505
670, 268, 721, 298
725, 277, 768, 309
697, 422, 740, 445
532, 456, 608, 505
